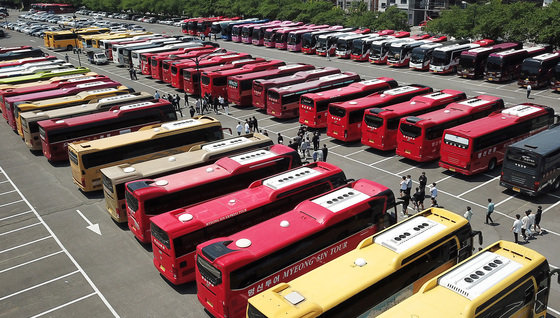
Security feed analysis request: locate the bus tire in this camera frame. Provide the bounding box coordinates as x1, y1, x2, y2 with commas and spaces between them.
67, 45, 73, 51
488, 158, 497, 171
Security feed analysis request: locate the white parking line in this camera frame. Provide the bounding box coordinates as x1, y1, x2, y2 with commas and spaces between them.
0, 166, 120, 318
0, 210, 32, 222
458, 176, 500, 197
0, 199, 23, 208
0, 270, 80, 301
0, 251, 64, 274
435, 174, 456, 184
544, 200, 560, 214
0, 222, 41, 236
0, 236, 52, 255
495, 194, 518, 207
0, 189, 16, 196
345, 149, 364, 157
369, 156, 394, 166
396, 166, 417, 176
0, 180, 8, 184
29, 292, 97, 318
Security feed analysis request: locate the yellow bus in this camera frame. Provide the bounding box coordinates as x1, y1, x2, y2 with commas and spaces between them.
101, 133, 273, 222
90, 32, 152, 49
14, 86, 131, 136
69, 116, 223, 192
378, 240, 560, 318
247, 208, 484, 318
20, 92, 153, 151
44, 28, 110, 50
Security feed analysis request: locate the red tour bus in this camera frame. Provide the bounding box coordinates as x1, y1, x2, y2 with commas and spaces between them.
518, 52, 560, 88
439, 103, 556, 175
200, 60, 285, 100
5, 80, 122, 131
457, 42, 521, 79
0, 46, 32, 54
253, 22, 303, 46
396, 95, 505, 162
241, 21, 284, 44
361, 89, 466, 151
195, 179, 398, 318
141, 45, 215, 76
151, 162, 348, 285
150, 47, 218, 79
127, 145, 301, 244
300, 27, 346, 55
160, 50, 234, 84
38, 99, 176, 161
0, 74, 107, 120
183, 58, 267, 96
252, 67, 342, 111
349, 35, 383, 62
484, 46, 551, 82
267, 72, 361, 119
226, 64, 314, 107
274, 26, 312, 50
327, 84, 433, 142
164, 52, 251, 89
169, 53, 253, 89
299, 77, 398, 129
286, 26, 329, 52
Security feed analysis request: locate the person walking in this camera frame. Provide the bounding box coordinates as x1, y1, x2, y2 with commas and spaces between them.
486, 198, 495, 224
236, 122, 243, 136
418, 172, 427, 193
277, 132, 284, 145
401, 192, 410, 216
526, 84, 532, 99
528, 209, 536, 239
184, 92, 189, 108
302, 138, 310, 158
129, 67, 135, 80
262, 129, 268, 136
248, 117, 254, 132
222, 97, 230, 115
213, 96, 220, 114
511, 214, 522, 244
189, 105, 195, 118
132, 67, 138, 80
464, 206, 473, 222
252, 116, 258, 132
154, 90, 160, 100
412, 187, 424, 212
534, 206, 543, 235
288, 140, 298, 151
521, 210, 531, 242
405, 175, 412, 197
399, 176, 408, 197
321, 144, 328, 162
312, 131, 320, 151
244, 120, 250, 134
65, 53, 69, 63
429, 183, 438, 207
195, 98, 202, 115
175, 94, 181, 109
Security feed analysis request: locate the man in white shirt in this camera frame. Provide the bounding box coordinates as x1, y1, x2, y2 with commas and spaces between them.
429, 183, 438, 207
236, 122, 243, 136
399, 176, 407, 196
511, 214, 522, 244
521, 210, 531, 242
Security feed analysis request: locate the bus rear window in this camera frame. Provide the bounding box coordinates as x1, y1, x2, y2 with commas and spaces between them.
201, 76, 210, 85
228, 79, 238, 89
151, 223, 170, 249
125, 190, 138, 212
506, 149, 538, 167
102, 174, 113, 193
197, 256, 222, 285
213, 77, 227, 86
300, 96, 314, 108
444, 133, 469, 149
267, 91, 280, 102
329, 106, 346, 118
253, 84, 263, 93
364, 114, 383, 128
400, 123, 422, 138
68, 149, 78, 165
151, 59, 158, 66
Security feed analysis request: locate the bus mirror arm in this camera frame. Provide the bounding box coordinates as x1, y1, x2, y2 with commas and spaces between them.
345, 178, 355, 183
470, 230, 483, 246
222, 127, 232, 135
551, 268, 560, 284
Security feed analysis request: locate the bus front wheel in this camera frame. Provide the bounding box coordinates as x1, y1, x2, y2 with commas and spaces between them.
67, 45, 73, 51
488, 158, 497, 171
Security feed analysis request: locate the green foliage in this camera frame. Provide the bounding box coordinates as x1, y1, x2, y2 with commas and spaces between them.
373, 6, 409, 31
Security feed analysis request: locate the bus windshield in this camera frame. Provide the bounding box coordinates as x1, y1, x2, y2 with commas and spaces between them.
329, 106, 346, 118
364, 114, 383, 128
287, 34, 298, 45
151, 223, 170, 249
505, 148, 539, 168
521, 60, 542, 75
486, 56, 503, 72
460, 55, 476, 68
410, 49, 426, 63
302, 34, 313, 47
388, 46, 401, 57
352, 40, 363, 54
317, 38, 328, 47
370, 44, 382, 57
399, 123, 422, 138
431, 50, 450, 66
337, 39, 348, 50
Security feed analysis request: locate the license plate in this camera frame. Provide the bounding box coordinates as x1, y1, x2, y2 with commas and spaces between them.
405, 150, 411, 154
304, 120, 308, 123
160, 265, 166, 272
271, 111, 276, 114
369, 139, 374, 143
449, 168, 455, 172
488, 78, 493, 81
333, 131, 338, 135
512, 187, 520, 192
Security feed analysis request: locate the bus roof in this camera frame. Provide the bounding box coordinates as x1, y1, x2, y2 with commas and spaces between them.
530, 52, 560, 61
370, 89, 466, 117
434, 43, 478, 52
71, 117, 219, 150
445, 103, 552, 139
201, 179, 390, 264
270, 72, 359, 94
508, 124, 560, 156
154, 162, 343, 233
229, 64, 313, 81
404, 95, 503, 126
332, 84, 431, 111
16, 86, 128, 106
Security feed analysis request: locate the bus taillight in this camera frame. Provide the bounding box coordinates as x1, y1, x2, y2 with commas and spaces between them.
534, 181, 539, 190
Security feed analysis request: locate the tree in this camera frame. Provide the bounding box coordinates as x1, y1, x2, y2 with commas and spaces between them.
346, 1, 377, 29
374, 5, 410, 31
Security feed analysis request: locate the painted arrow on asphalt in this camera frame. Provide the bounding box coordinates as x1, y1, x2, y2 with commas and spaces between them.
76, 209, 101, 235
